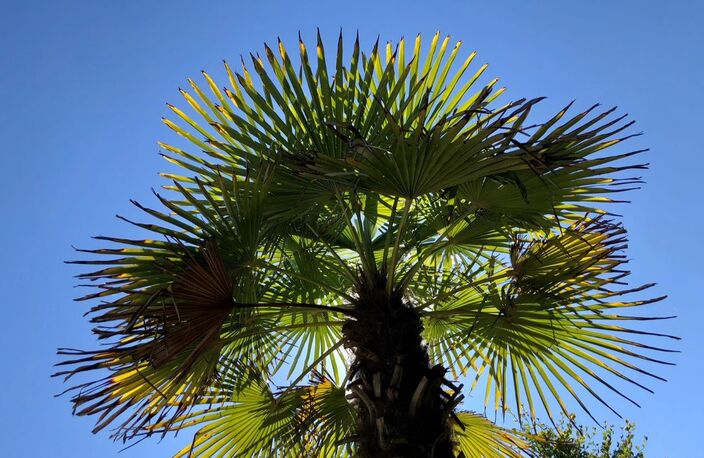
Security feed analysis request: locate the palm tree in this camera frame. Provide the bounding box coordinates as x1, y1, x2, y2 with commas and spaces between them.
56, 31, 677, 457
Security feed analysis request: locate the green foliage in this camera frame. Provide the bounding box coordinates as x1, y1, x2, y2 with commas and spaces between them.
524, 415, 646, 458
55, 31, 676, 457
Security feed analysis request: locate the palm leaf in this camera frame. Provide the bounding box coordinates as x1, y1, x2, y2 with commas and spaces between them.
157, 375, 355, 458
453, 411, 528, 457
421, 217, 677, 425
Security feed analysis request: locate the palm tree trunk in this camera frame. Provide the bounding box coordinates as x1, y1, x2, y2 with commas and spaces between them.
343, 277, 457, 457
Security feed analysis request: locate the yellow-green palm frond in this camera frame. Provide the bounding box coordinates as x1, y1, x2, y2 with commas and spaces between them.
421, 217, 677, 424
453, 411, 529, 457
153, 374, 355, 458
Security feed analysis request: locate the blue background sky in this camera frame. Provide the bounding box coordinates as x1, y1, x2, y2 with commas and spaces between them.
1, 1, 701, 456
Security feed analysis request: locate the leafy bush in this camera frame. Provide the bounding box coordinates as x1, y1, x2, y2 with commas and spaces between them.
524, 415, 646, 457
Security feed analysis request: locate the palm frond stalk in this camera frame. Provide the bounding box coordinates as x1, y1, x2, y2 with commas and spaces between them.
56, 31, 677, 457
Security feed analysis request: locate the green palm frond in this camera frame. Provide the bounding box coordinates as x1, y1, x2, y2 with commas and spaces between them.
56, 166, 353, 440
153, 374, 355, 458
453, 411, 529, 457
421, 217, 677, 424
166, 380, 307, 457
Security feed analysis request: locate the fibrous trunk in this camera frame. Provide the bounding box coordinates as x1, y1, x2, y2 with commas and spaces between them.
343, 276, 459, 457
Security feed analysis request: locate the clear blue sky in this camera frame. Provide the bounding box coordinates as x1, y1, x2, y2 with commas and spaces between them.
1, 1, 701, 456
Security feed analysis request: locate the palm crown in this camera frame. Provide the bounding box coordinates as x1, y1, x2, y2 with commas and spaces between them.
57, 31, 677, 457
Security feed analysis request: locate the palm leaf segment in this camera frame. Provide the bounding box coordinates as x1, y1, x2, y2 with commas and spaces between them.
56, 31, 676, 456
